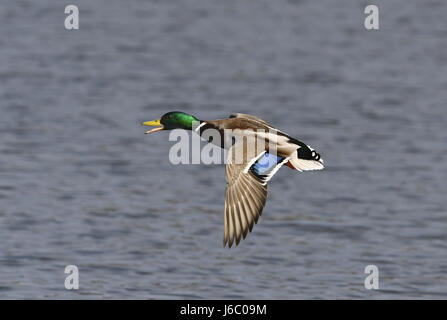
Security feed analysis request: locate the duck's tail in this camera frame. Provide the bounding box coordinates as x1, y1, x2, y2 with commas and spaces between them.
286, 148, 324, 172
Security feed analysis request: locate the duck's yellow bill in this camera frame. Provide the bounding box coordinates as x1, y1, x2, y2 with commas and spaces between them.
142, 118, 164, 134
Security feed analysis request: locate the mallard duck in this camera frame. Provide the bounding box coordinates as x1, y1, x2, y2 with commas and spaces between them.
143, 111, 324, 247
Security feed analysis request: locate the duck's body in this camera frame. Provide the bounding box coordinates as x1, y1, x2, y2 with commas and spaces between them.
198, 113, 323, 172
143, 112, 324, 247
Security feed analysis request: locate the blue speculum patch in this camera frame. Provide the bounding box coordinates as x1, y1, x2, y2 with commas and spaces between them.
251, 153, 284, 176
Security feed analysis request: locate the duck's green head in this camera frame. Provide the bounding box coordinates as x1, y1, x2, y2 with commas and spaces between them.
142, 111, 199, 134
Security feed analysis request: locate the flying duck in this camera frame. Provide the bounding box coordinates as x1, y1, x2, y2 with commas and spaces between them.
143, 111, 324, 247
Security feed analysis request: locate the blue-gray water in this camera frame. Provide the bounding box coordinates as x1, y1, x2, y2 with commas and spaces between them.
0, 0, 446, 299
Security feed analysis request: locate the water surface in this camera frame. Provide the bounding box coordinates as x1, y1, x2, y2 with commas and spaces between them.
0, 0, 446, 299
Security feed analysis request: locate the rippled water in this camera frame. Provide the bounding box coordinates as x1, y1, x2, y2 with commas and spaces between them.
0, 0, 446, 299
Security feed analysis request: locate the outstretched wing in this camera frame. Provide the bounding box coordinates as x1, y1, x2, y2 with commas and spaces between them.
224, 161, 267, 248
223, 150, 290, 247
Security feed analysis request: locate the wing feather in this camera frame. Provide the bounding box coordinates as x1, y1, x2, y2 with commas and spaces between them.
229, 113, 273, 127
224, 156, 268, 247
233, 185, 249, 239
